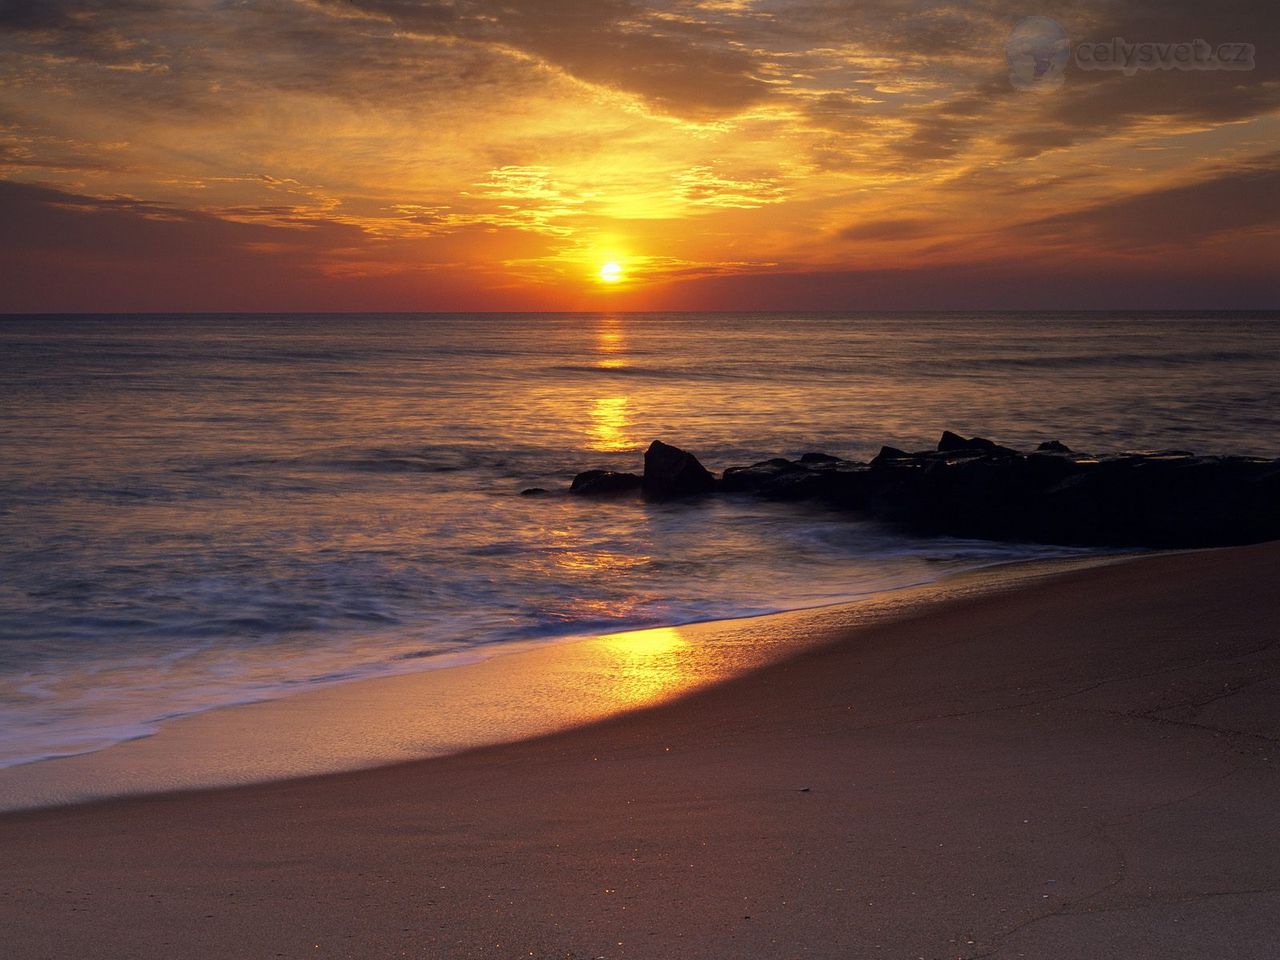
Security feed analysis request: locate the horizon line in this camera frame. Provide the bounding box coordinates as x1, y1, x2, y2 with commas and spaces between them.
4, 308, 1279, 318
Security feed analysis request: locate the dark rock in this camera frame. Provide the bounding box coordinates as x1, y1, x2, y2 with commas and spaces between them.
570, 469, 607, 491
1031, 454, 1280, 547
871, 445, 912, 464
799, 452, 841, 464
804, 457, 862, 471
568, 434, 1280, 549
721, 459, 800, 494
1037, 440, 1072, 453
757, 469, 834, 501
520, 487, 549, 497
642, 440, 716, 500
1023, 451, 1085, 485
937, 431, 1017, 456
722, 457, 871, 503
570, 469, 642, 497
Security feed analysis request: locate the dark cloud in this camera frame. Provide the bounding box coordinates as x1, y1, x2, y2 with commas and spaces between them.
0, 179, 360, 259
892, 114, 980, 160
0, 0, 68, 30
5, 0, 1276, 135
941, 167, 1103, 198
0, 177, 344, 310
1002, 0, 1280, 156
780, 0, 1278, 162
999, 126, 1080, 159
0, 0, 542, 123
333, 0, 771, 118
0, 0, 178, 62
0, 178, 571, 310
750, 0, 1009, 55
839, 217, 937, 241
1021, 153, 1280, 250
0, 0, 145, 30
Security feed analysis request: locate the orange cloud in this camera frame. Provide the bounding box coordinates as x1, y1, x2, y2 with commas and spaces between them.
1, 0, 1277, 309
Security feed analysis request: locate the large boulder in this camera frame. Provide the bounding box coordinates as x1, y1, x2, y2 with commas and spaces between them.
722, 456, 870, 503
1034, 455, 1280, 547
642, 440, 716, 501
937, 431, 1017, 456
721, 458, 797, 494
871, 445, 912, 465
570, 469, 642, 497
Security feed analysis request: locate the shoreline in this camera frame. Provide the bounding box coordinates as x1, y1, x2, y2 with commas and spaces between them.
3, 542, 1278, 958
0, 551, 1124, 813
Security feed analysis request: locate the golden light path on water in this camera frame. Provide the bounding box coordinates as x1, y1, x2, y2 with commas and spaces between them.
588, 396, 634, 452
594, 315, 627, 368
587, 315, 640, 453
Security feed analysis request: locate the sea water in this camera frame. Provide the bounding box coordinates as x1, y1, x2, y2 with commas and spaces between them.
2, 311, 1277, 768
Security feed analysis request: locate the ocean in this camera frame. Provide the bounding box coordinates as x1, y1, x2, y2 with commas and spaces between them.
2, 311, 1278, 770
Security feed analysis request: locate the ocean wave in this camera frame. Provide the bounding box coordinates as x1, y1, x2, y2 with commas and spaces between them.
909, 349, 1272, 371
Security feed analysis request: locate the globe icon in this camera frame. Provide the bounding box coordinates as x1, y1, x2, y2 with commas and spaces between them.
1006, 16, 1070, 91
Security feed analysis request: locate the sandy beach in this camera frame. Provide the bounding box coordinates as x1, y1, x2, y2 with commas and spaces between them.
3, 543, 1280, 959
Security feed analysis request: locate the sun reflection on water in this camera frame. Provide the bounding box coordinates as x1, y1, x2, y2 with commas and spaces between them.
584, 315, 641, 452
588, 395, 636, 452
595, 316, 627, 369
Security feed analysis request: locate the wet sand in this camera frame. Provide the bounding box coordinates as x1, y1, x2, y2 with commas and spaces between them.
0, 556, 1103, 813
3, 543, 1279, 959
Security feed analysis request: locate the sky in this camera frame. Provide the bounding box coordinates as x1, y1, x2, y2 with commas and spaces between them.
0, 0, 1277, 312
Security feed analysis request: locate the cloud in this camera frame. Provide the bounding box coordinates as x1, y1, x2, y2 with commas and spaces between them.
0, 178, 360, 261
0, 177, 580, 309
1021, 153, 1280, 250
676, 165, 786, 208
773, 0, 1279, 163
331, 0, 772, 118
838, 217, 936, 241
2, 0, 1278, 309
6, 0, 1276, 157
998, 0, 1280, 156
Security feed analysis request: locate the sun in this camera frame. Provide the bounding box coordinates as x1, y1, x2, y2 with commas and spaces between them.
598, 261, 624, 283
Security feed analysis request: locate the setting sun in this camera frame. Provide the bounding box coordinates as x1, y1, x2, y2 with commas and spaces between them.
598, 261, 624, 284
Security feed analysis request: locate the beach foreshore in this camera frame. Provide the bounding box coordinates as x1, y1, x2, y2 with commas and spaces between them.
3, 543, 1279, 959
0, 555, 1107, 813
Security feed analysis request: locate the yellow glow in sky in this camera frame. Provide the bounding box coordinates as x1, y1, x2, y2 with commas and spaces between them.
1, 0, 1276, 311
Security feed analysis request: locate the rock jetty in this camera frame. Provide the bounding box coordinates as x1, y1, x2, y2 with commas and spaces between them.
569, 436, 1280, 549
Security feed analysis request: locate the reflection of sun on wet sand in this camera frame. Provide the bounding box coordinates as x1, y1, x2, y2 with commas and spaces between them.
598, 626, 690, 707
